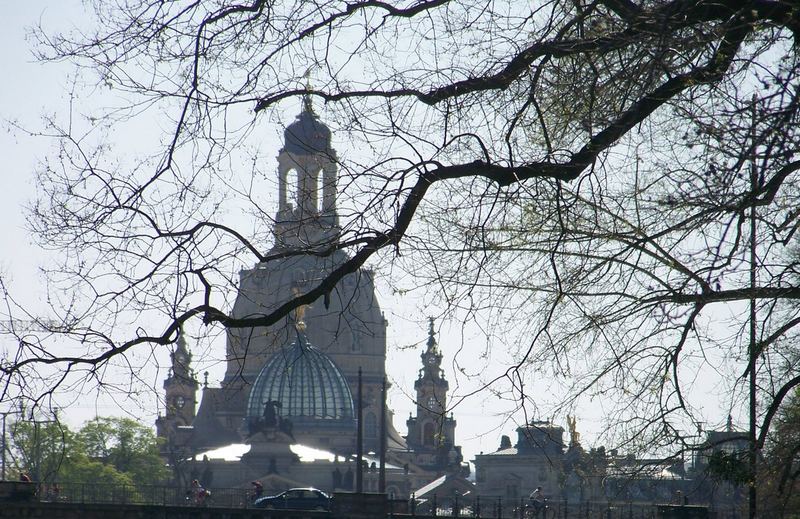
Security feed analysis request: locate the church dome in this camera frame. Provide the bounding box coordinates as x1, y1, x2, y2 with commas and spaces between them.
283, 98, 332, 155
246, 329, 354, 424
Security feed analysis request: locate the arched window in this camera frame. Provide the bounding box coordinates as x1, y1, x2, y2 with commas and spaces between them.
423, 422, 435, 447
285, 168, 299, 209
365, 412, 377, 439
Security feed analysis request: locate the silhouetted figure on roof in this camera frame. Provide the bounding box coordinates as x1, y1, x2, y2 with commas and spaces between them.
263, 400, 281, 428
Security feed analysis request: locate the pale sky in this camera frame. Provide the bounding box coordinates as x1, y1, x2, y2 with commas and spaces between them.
0, 2, 538, 464
0, 2, 741, 466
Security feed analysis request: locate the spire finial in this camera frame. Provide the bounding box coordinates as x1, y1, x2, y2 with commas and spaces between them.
303, 68, 314, 114
426, 317, 436, 352
291, 287, 309, 334
177, 324, 186, 350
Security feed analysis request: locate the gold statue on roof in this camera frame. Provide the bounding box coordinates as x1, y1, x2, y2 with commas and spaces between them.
567, 415, 581, 446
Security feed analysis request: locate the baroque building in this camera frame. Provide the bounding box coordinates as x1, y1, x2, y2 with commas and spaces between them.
156, 100, 468, 496
474, 421, 565, 501
473, 417, 748, 512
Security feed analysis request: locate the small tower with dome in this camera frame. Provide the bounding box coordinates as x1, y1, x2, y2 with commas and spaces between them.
156, 328, 198, 444
274, 96, 339, 249
405, 319, 462, 471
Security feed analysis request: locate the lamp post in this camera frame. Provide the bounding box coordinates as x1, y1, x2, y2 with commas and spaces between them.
379, 377, 387, 493
2, 411, 13, 481
356, 367, 363, 493
747, 94, 760, 519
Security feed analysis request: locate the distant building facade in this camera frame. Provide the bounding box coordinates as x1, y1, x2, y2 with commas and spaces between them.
473, 416, 747, 510
474, 421, 565, 501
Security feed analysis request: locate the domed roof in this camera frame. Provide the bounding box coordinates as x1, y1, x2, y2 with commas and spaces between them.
283, 97, 332, 155
246, 329, 354, 423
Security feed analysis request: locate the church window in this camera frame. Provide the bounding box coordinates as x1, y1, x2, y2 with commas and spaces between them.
365, 412, 377, 439
423, 421, 435, 446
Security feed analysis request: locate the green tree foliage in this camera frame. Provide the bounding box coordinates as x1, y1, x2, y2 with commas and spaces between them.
9, 420, 73, 483
706, 450, 751, 487
77, 417, 170, 487
9, 417, 167, 488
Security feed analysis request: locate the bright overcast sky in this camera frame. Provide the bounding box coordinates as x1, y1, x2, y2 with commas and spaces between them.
0, 2, 538, 463
0, 2, 742, 464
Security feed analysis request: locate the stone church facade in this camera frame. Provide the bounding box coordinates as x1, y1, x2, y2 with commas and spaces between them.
155, 99, 468, 496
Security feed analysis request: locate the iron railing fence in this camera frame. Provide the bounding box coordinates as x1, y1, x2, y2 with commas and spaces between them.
37, 482, 253, 508
398, 496, 744, 519
30, 482, 747, 518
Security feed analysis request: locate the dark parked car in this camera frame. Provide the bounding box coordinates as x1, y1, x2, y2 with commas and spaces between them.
254, 488, 332, 511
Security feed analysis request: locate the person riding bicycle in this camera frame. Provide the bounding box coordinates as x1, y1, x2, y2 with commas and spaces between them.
187, 479, 210, 505
528, 487, 546, 517
251, 480, 264, 502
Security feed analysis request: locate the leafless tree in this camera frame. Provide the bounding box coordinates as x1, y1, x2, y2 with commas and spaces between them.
2, 0, 799, 513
